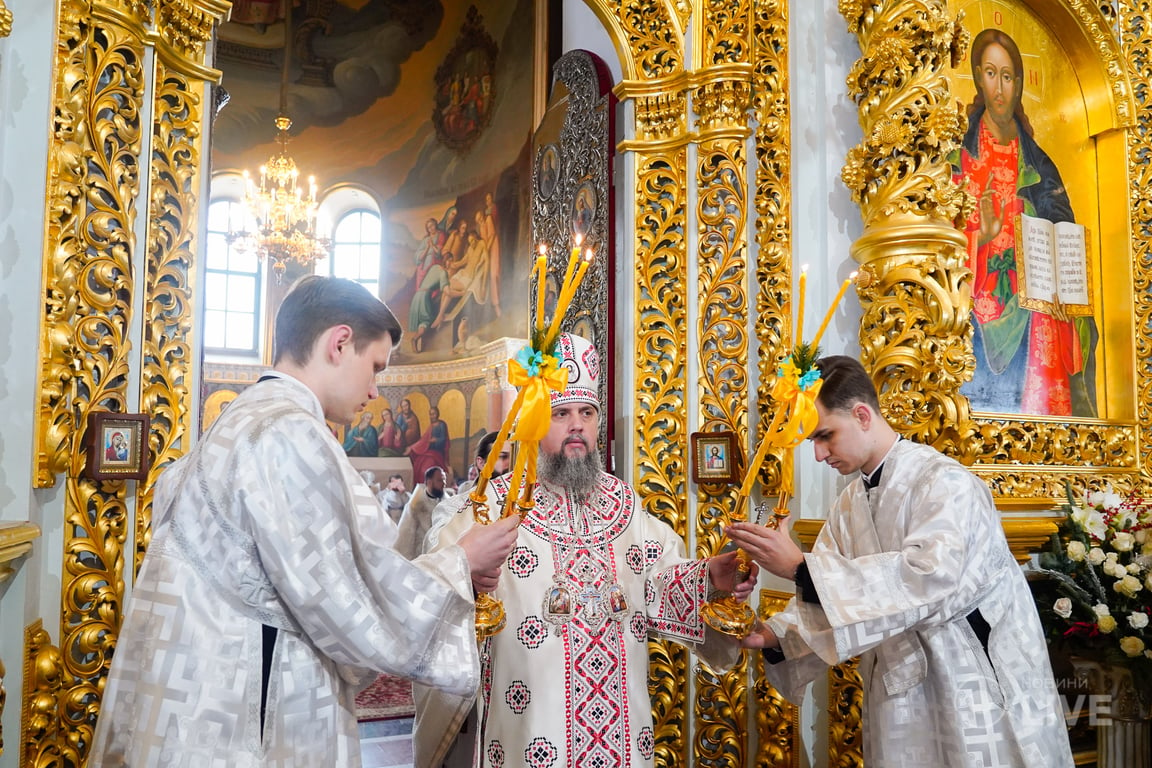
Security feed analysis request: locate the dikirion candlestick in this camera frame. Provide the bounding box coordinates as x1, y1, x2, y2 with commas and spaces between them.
700, 269, 857, 637
466, 234, 598, 639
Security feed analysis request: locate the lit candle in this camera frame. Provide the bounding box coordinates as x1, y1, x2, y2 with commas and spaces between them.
545, 248, 594, 344
535, 245, 548, 332
810, 272, 858, 350
796, 265, 808, 343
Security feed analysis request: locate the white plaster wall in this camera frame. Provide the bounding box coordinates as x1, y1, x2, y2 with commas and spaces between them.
0, 2, 61, 766
788, 8, 864, 767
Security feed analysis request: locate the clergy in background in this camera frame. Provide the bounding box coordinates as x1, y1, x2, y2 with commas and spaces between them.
727, 355, 1073, 768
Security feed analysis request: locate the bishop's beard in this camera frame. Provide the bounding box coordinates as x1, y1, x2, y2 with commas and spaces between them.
538, 437, 601, 497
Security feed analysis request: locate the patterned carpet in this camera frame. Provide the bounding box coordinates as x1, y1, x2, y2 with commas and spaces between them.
356, 674, 415, 721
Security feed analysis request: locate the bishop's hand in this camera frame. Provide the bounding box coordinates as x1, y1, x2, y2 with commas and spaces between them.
707, 549, 759, 600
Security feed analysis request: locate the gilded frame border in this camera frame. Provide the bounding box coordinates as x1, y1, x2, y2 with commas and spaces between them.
839, 0, 1146, 508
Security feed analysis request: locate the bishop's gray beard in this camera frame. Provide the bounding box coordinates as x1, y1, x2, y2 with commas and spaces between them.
538, 440, 601, 497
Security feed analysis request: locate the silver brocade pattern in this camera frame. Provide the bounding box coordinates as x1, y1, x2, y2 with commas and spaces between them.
764, 440, 1074, 768
89, 375, 479, 768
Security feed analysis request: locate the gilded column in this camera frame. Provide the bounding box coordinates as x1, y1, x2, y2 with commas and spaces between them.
752, 591, 798, 767
27, 1, 227, 764
748, 0, 799, 763
690, 0, 754, 765
32, 2, 150, 762
838, 0, 973, 454
625, 82, 694, 766
135, 0, 227, 572
607, 1, 694, 762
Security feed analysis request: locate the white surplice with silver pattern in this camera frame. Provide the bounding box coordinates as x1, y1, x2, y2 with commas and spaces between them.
90, 375, 479, 768
764, 440, 1073, 767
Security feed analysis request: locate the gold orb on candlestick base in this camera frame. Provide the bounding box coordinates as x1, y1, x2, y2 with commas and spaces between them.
475, 592, 507, 640
699, 549, 757, 638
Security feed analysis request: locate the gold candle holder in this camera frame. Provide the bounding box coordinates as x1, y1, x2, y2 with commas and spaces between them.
469, 237, 596, 641
700, 272, 854, 639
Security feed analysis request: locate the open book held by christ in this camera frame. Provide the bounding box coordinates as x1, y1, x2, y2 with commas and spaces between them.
1013, 212, 1094, 317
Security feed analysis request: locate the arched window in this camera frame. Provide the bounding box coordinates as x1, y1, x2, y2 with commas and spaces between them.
315, 209, 382, 297
203, 199, 261, 355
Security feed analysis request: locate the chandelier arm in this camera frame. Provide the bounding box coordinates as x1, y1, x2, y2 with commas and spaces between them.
279, 0, 291, 118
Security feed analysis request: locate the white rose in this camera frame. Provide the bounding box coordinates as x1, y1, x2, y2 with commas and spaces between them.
1094, 603, 1111, 617
1147, 573, 1152, 592
1136, 529, 1148, 545
1104, 551, 1120, 563
1053, 598, 1073, 619
1066, 540, 1087, 562
1128, 612, 1149, 630
1114, 575, 1143, 598
1129, 563, 1144, 575
1088, 548, 1107, 565
1119, 636, 1146, 657
1105, 562, 1125, 578
1112, 532, 1136, 552
1146, 649, 1152, 660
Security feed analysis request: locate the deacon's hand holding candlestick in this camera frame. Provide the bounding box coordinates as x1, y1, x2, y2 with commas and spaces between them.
724, 519, 803, 581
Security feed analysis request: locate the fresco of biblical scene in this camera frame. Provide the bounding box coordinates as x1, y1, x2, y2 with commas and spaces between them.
210, 0, 541, 369
331, 383, 491, 488
948, 2, 1100, 417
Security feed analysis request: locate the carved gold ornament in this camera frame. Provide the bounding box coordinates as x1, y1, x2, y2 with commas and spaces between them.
26, 2, 227, 765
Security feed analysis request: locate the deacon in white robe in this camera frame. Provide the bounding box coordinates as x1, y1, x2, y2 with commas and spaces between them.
413, 333, 753, 768
90, 276, 518, 768
728, 355, 1073, 768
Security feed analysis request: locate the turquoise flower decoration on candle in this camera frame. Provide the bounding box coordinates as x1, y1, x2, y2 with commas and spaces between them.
798, 367, 821, 391
515, 345, 546, 377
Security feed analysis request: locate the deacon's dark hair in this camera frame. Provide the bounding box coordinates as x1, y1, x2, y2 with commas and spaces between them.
424, 466, 445, 482
273, 276, 402, 366
813, 355, 881, 414
476, 431, 499, 461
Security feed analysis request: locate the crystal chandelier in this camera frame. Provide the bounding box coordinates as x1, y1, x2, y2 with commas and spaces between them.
238, 0, 329, 283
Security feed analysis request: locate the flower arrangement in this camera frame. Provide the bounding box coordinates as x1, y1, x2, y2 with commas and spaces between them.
1035, 482, 1152, 703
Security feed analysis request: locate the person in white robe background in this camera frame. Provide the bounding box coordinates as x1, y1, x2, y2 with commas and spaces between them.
397, 465, 448, 560
727, 354, 1073, 768
414, 333, 758, 768
89, 276, 520, 768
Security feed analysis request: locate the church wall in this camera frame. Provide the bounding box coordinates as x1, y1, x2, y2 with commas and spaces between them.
0, 2, 65, 765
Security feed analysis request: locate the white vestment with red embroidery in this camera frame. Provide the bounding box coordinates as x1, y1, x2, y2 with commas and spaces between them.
414, 471, 740, 768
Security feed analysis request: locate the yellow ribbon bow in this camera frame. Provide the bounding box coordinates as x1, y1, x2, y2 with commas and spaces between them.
507, 353, 568, 442
765, 360, 823, 450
